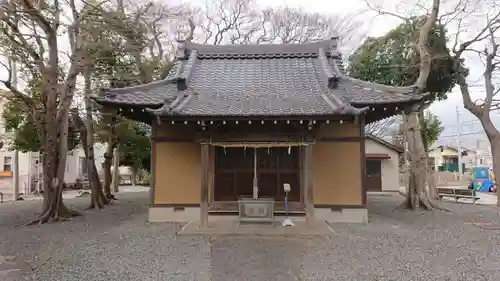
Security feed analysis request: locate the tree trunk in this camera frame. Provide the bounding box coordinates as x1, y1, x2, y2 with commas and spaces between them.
102, 118, 118, 200
21, 61, 82, 224
103, 147, 113, 198
405, 111, 435, 210
400, 0, 444, 211
481, 116, 500, 206
111, 146, 120, 193
21, 146, 80, 226
491, 139, 500, 207
418, 110, 438, 200
83, 67, 109, 209
72, 110, 109, 208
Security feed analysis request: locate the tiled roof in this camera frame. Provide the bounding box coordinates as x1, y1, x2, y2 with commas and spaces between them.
93, 38, 423, 117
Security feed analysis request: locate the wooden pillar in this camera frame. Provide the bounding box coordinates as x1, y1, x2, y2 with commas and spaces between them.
149, 123, 157, 205
360, 115, 367, 207
303, 144, 314, 224
200, 143, 210, 228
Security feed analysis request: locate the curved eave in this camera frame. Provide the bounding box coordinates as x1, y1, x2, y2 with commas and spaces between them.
350, 96, 424, 107
91, 95, 163, 108
350, 91, 431, 108
101, 78, 176, 95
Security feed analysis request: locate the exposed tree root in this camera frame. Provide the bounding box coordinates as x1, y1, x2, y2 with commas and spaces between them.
18, 204, 81, 227
87, 192, 111, 210
395, 192, 453, 213
426, 199, 453, 213
17, 181, 82, 227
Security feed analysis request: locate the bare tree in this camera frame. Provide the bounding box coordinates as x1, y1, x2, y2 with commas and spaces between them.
364, 0, 443, 209
366, 116, 401, 138
365, 0, 500, 207
94, 1, 195, 197
84, 62, 109, 209
371, 0, 500, 206
445, 0, 500, 205
187, 0, 362, 46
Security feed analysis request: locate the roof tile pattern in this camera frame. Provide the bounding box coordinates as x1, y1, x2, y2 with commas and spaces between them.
96, 82, 176, 106
93, 39, 423, 117
172, 57, 347, 116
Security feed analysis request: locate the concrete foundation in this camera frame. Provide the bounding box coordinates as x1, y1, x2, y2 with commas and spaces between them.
148, 207, 200, 223
178, 219, 333, 237
149, 207, 368, 224
314, 208, 368, 223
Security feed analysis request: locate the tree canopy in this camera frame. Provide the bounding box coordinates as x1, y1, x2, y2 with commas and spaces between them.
347, 16, 456, 101
420, 112, 442, 150
116, 120, 151, 172
1, 79, 79, 153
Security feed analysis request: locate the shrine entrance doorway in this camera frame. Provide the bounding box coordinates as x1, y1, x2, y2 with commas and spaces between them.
213, 146, 301, 202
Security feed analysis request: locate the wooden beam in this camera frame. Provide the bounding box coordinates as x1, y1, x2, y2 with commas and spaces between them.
200, 143, 210, 228
303, 144, 314, 224
197, 133, 308, 143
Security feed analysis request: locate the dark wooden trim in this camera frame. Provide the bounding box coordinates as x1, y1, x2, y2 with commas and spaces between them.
208, 210, 306, 216
152, 135, 366, 144
149, 123, 157, 205
209, 146, 215, 204
299, 146, 304, 204
157, 115, 358, 122
209, 201, 305, 212
304, 144, 314, 224
201, 134, 309, 143
360, 114, 367, 207
152, 136, 194, 142
200, 143, 210, 228
151, 203, 200, 208
314, 204, 365, 209
318, 136, 364, 142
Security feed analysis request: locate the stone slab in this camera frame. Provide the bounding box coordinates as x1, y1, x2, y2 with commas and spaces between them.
178, 219, 335, 237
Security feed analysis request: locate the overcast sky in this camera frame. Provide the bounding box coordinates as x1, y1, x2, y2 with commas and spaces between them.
1, 0, 497, 149
254, 0, 494, 120
241, 0, 499, 149
179, 0, 496, 142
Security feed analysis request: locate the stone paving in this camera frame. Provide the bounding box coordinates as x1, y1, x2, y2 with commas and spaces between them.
1, 191, 500, 280
179, 219, 334, 237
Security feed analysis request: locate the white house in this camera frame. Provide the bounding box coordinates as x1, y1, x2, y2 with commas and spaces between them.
0, 144, 109, 194
365, 135, 402, 192
0, 96, 110, 193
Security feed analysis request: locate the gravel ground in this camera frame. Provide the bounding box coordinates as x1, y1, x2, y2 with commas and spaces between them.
1, 192, 500, 281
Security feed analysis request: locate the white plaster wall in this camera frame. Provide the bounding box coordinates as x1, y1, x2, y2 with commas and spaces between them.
0, 144, 107, 192
365, 140, 400, 192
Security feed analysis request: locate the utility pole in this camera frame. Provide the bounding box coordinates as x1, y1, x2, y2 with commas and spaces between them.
11, 59, 20, 200
456, 106, 463, 180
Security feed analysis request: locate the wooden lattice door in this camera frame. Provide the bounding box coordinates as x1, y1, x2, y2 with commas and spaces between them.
257, 147, 300, 202
214, 146, 301, 202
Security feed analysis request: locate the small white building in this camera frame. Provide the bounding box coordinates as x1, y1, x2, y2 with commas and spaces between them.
365, 135, 402, 192
0, 94, 111, 193
0, 144, 108, 194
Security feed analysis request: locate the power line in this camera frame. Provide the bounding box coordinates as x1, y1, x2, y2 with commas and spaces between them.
440, 131, 485, 138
